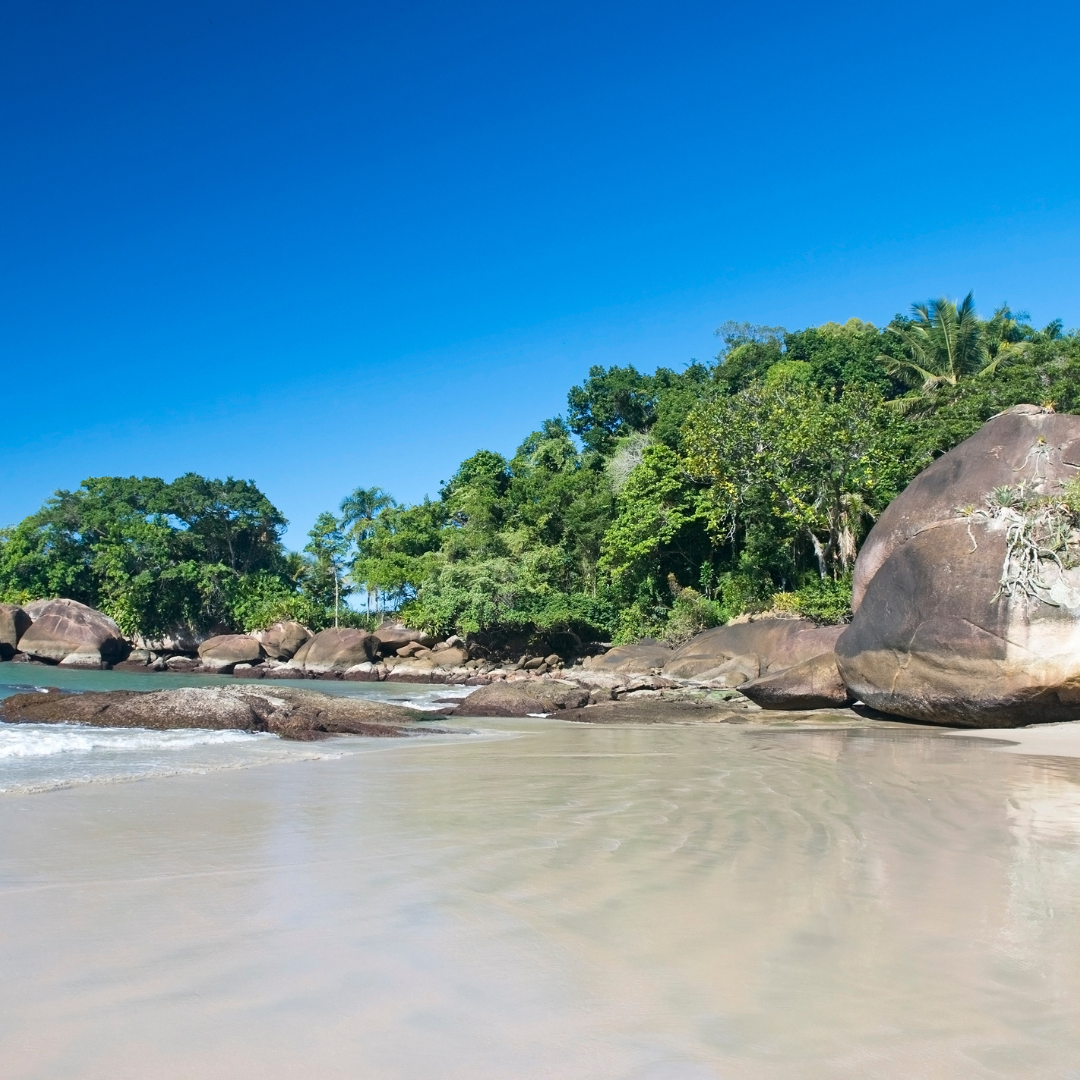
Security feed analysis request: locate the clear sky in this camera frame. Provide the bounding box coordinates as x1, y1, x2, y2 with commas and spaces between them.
2, 0, 1078, 545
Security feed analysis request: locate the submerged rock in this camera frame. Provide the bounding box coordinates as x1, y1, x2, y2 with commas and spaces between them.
0, 684, 439, 741
837, 405, 1080, 727
0, 603, 31, 660
16, 599, 127, 667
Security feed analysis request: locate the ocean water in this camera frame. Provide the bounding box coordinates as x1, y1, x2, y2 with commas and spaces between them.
0, 666, 476, 795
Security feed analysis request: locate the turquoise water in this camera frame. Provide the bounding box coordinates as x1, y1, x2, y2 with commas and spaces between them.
0, 665, 475, 795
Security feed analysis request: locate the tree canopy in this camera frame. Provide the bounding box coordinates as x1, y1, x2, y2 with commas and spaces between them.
4, 293, 1078, 647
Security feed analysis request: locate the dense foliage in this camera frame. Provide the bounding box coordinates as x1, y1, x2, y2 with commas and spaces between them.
0, 474, 346, 637
3, 295, 1077, 645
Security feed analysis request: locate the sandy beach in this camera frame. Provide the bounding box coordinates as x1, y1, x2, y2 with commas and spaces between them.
4, 716, 1080, 1079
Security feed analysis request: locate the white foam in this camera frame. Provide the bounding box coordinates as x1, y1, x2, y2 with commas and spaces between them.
0, 724, 272, 760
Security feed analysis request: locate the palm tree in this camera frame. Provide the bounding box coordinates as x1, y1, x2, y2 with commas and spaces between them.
339, 486, 395, 613
881, 291, 989, 412
983, 303, 1031, 372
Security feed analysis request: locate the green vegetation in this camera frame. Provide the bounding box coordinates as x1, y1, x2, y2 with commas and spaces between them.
3, 294, 1078, 646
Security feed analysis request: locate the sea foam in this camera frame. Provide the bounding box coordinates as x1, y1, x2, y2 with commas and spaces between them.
0, 724, 271, 760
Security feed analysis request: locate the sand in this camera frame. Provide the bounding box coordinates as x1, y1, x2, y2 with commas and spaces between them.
4, 716, 1080, 1078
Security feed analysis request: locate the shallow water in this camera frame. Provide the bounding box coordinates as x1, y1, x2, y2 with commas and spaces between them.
0, 667, 474, 794
2, 718, 1080, 1078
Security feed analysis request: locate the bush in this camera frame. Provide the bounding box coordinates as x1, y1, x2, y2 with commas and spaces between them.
663, 587, 724, 644
787, 575, 852, 624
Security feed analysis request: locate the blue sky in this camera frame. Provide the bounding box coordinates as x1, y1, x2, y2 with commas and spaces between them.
2, 0, 1078, 545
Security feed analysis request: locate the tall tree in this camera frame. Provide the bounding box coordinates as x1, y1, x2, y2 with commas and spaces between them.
881, 293, 1008, 414
304, 512, 351, 627
339, 486, 395, 612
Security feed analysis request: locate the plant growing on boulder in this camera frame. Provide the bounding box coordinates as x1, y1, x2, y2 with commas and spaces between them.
956, 474, 1080, 605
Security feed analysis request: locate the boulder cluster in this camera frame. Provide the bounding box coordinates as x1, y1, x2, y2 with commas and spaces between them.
1, 599, 126, 667
466, 405, 1080, 728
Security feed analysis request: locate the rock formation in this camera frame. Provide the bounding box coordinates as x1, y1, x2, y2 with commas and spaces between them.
837, 405, 1080, 726
22, 598, 55, 621
0, 684, 439, 741
0, 603, 31, 660
197, 634, 264, 673
583, 640, 673, 674
253, 621, 311, 660
453, 680, 589, 716
739, 653, 853, 710
662, 619, 844, 684
290, 627, 378, 672
372, 622, 435, 654
16, 599, 127, 667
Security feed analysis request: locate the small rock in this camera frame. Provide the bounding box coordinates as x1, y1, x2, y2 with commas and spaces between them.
165, 656, 201, 672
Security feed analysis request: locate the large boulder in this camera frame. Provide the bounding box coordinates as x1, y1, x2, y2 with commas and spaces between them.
17, 599, 127, 666
663, 619, 843, 681
291, 628, 377, 673
197, 634, 264, 673
253, 621, 311, 660
740, 653, 853, 710
22, 598, 55, 621
372, 623, 435, 655
583, 640, 673, 674
836, 406, 1080, 727
852, 404, 1080, 609
0, 684, 437, 741
0, 604, 31, 660
454, 680, 589, 716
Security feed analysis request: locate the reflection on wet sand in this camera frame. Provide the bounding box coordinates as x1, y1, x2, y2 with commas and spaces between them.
2, 720, 1080, 1078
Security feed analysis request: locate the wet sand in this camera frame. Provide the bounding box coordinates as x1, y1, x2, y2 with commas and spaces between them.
4, 716, 1080, 1078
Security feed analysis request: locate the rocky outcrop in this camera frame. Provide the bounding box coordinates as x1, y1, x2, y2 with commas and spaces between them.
739, 652, 853, 710
197, 634, 264, 673
253, 621, 311, 660
0, 604, 31, 660
453, 680, 589, 716
0, 684, 440, 741
837, 406, 1080, 727
582, 640, 672, 674
385, 643, 469, 677
291, 628, 377, 672
662, 619, 843, 682
372, 623, 435, 655
16, 599, 127, 666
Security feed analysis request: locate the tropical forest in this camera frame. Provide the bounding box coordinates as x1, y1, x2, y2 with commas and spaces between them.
2, 293, 1077, 650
